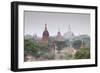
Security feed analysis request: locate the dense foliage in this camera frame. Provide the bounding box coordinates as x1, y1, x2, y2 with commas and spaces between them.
74, 48, 90, 59
72, 40, 82, 49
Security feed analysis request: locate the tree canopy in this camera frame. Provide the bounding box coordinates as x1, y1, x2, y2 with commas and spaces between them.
74, 48, 90, 59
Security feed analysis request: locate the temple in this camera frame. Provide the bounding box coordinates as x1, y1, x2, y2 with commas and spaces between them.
42, 24, 49, 43
63, 24, 74, 39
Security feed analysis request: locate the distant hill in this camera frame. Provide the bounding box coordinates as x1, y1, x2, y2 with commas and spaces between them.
72, 35, 90, 40
71, 35, 90, 48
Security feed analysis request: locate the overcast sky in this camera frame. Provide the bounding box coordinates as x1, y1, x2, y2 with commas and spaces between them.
24, 11, 90, 37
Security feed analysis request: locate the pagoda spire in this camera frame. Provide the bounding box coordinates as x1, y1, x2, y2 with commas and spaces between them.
45, 23, 47, 31
42, 23, 49, 43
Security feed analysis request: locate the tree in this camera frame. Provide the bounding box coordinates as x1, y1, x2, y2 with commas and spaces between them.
24, 39, 50, 59
24, 39, 39, 56
65, 40, 70, 47
74, 48, 90, 59
55, 41, 66, 50
72, 40, 82, 49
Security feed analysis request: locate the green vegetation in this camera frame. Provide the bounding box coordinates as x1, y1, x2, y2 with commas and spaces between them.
55, 41, 66, 50
24, 39, 53, 60
74, 48, 90, 59
72, 40, 82, 49
24, 39, 40, 56
24, 37, 90, 61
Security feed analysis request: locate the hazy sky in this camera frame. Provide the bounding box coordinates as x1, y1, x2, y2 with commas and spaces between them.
24, 11, 90, 37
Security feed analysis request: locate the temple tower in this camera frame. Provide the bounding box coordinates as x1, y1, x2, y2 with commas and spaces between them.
42, 24, 49, 43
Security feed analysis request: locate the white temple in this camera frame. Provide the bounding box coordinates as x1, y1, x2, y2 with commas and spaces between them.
63, 24, 74, 39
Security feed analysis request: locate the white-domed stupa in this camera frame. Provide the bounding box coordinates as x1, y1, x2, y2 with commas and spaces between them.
63, 24, 74, 39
